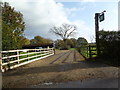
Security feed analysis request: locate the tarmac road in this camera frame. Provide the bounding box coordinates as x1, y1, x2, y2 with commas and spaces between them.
32, 78, 119, 88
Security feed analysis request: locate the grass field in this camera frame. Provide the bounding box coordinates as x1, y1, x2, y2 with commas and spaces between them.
69, 48, 75, 50
80, 46, 97, 58
2, 51, 51, 69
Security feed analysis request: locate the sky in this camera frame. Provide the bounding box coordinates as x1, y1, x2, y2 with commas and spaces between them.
2, 0, 119, 43
118, 1, 120, 30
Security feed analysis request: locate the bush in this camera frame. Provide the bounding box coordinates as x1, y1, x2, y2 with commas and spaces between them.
99, 30, 120, 66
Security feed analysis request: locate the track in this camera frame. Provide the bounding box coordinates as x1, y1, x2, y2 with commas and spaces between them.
49, 51, 68, 64
61, 51, 72, 63
73, 50, 76, 62
49, 50, 79, 64
2, 50, 118, 88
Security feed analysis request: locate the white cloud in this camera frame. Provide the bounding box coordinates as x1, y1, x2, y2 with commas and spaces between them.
82, 0, 95, 2
4, 0, 70, 39
65, 6, 86, 16
2, 0, 93, 42
71, 20, 94, 42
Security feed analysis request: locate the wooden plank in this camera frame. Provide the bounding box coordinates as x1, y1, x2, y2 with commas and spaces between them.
2, 60, 19, 65
18, 52, 51, 62
6, 53, 54, 72
2, 52, 54, 66
1, 48, 53, 53
2, 55, 19, 59
1, 48, 54, 72
2, 50, 51, 59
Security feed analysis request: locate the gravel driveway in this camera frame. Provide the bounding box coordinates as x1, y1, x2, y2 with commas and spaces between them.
2, 50, 118, 88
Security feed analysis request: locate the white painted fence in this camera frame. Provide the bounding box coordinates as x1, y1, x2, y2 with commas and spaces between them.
1, 48, 54, 72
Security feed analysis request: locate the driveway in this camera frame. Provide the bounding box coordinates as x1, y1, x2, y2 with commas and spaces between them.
2, 50, 118, 88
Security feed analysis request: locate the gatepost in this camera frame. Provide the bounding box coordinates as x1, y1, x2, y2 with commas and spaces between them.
95, 10, 106, 56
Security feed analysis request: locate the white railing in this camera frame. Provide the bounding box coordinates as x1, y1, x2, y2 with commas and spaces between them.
1, 48, 54, 72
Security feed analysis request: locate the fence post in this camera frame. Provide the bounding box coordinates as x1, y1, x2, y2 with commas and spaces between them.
89, 45, 92, 58
7, 51, 10, 70
27, 50, 29, 61
49, 48, 52, 54
53, 48, 55, 55
87, 46, 88, 57
35, 49, 37, 58
0, 52, 2, 72
17, 50, 20, 64
95, 13, 100, 57
39, 49, 41, 57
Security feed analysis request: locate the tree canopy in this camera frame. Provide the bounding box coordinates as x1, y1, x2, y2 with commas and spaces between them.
30, 36, 53, 45
77, 37, 88, 46
54, 37, 88, 50
2, 2, 25, 50
20, 36, 30, 46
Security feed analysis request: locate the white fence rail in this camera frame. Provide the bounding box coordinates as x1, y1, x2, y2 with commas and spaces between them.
1, 48, 54, 72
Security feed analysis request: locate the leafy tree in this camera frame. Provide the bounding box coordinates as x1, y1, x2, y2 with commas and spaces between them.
54, 39, 67, 50
2, 2, 25, 50
55, 38, 77, 50
45, 39, 53, 44
34, 36, 45, 44
20, 36, 30, 46
70, 38, 77, 48
66, 39, 74, 48
76, 37, 88, 52
30, 35, 53, 45
0, 5, 1, 71
30, 39, 36, 45
77, 37, 88, 46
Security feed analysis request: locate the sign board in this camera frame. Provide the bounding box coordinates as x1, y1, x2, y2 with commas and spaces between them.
99, 13, 105, 22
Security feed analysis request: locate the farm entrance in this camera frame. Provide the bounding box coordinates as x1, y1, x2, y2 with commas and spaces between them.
2, 49, 118, 88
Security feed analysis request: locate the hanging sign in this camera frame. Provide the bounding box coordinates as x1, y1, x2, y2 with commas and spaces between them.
99, 13, 105, 22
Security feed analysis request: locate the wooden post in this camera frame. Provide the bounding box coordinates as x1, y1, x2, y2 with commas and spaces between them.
39, 49, 41, 57
17, 50, 20, 64
87, 46, 89, 57
0, 52, 2, 72
27, 50, 29, 61
54, 48, 55, 55
7, 51, 10, 70
35, 49, 37, 58
95, 13, 100, 56
89, 45, 92, 58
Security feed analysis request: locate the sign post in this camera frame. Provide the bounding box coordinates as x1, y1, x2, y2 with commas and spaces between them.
95, 10, 106, 56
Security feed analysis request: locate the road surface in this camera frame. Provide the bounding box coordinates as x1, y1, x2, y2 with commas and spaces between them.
31, 78, 119, 88
2, 50, 118, 88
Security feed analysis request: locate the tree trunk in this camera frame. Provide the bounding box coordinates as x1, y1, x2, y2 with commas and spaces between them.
63, 39, 68, 50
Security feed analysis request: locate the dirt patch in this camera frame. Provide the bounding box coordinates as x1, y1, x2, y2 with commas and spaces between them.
2, 50, 119, 88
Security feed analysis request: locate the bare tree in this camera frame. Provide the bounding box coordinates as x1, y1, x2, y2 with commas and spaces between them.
50, 23, 77, 42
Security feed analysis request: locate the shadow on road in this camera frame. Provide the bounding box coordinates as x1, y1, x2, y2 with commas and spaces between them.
3, 60, 112, 76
